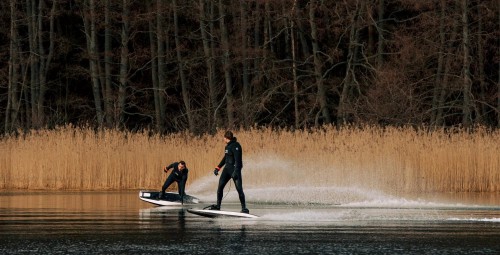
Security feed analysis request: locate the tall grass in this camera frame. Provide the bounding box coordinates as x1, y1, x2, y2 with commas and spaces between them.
1, 125, 498, 192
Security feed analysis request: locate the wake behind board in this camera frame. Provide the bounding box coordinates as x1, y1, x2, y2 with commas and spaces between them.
139, 190, 199, 206
187, 208, 259, 219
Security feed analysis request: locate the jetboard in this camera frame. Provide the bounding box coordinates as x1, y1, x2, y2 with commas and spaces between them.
187, 208, 259, 219
139, 190, 199, 206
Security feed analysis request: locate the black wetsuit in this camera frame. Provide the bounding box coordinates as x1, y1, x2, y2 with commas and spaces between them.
161, 162, 189, 199
216, 138, 246, 209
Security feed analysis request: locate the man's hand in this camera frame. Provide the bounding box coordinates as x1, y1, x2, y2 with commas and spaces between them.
213, 168, 219, 176
163, 166, 169, 173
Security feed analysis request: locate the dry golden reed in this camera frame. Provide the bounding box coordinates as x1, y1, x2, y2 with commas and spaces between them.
0, 125, 499, 193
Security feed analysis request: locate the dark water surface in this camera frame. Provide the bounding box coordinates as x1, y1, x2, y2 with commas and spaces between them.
0, 191, 499, 254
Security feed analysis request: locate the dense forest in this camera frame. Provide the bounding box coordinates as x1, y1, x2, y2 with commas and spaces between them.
0, 0, 499, 134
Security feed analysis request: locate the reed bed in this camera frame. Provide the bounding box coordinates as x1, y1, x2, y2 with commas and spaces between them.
0, 125, 498, 193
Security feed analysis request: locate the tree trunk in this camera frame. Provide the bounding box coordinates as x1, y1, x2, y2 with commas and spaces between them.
264, 1, 275, 55
22, 0, 57, 129
436, 5, 460, 127
475, 3, 486, 124
338, 1, 362, 125
309, 0, 331, 125
252, 2, 261, 86
27, 0, 39, 128
156, 0, 167, 131
104, 0, 114, 126
147, 1, 162, 132
90, 0, 104, 128
218, 0, 234, 128
117, 0, 129, 129
199, 0, 218, 132
83, 0, 104, 128
37, 0, 56, 127
36, 0, 45, 126
6, 0, 20, 132
291, 0, 299, 129
252, 1, 269, 92
5, 0, 14, 132
173, 0, 193, 132
461, 0, 472, 127
209, 1, 220, 129
498, 0, 500, 128
367, 4, 374, 57
263, 2, 270, 58
241, 0, 251, 128
294, 4, 310, 57
431, 0, 447, 126
377, 0, 384, 68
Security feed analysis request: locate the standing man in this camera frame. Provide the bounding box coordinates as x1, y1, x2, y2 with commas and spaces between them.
210, 131, 249, 213
160, 161, 189, 202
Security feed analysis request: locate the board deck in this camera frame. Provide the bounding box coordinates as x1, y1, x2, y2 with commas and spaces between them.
187, 208, 259, 218
139, 190, 199, 206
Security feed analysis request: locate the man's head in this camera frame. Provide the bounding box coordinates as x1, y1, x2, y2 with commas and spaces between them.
223, 130, 233, 143
179, 161, 186, 170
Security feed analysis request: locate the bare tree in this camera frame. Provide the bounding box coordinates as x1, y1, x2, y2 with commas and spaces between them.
218, 0, 234, 128
199, 0, 218, 131
38, 0, 56, 127
338, 1, 363, 125
156, 0, 167, 131
104, 0, 114, 126
117, 0, 130, 128
473, 3, 485, 124
173, 0, 193, 132
461, 0, 472, 127
431, 0, 447, 126
436, 4, 460, 127
26, 0, 38, 127
377, 0, 385, 68
252, 1, 261, 84
147, 1, 162, 132
291, 0, 299, 128
83, 0, 105, 128
309, 0, 331, 125
240, 0, 251, 128
5, 0, 20, 132
264, 1, 273, 56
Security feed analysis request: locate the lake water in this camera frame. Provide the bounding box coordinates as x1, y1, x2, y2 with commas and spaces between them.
0, 190, 499, 254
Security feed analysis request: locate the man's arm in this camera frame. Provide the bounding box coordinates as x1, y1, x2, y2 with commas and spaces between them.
179, 172, 188, 195
213, 155, 225, 176
233, 144, 242, 171
181, 171, 188, 182
217, 156, 225, 169
164, 162, 176, 172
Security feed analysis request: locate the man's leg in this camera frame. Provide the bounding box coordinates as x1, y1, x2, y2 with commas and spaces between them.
160, 174, 175, 199
216, 170, 232, 209
233, 172, 248, 213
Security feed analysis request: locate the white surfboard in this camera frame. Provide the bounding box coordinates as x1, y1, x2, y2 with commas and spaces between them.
187, 208, 259, 218
139, 190, 199, 206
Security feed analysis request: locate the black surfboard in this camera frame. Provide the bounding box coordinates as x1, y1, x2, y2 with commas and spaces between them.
139, 190, 199, 206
